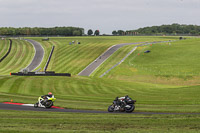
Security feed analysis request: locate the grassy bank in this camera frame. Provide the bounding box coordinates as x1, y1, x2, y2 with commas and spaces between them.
0, 36, 200, 133
28, 36, 178, 74
97, 38, 200, 85
0, 75, 200, 113
0, 39, 34, 75
0, 39, 9, 59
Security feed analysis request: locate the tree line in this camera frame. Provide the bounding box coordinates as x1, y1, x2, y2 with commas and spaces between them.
112, 24, 200, 36
0, 27, 84, 36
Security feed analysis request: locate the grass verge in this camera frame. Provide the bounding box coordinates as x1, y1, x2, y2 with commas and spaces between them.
0, 110, 200, 133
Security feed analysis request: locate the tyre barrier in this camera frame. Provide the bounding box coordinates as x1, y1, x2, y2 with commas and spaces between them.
0, 39, 12, 62
44, 45, 54, 71
11, 71, 71, 77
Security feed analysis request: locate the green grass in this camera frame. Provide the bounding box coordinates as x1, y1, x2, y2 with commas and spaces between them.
0, 39, 34, 75
0, 110, 200, 133
91, 44, 137, 77
98, 38, 200, 85
0, 36, 200, 132
0, 75, 200, 113
27, 38, 53, 71
0, 39, 9, 59
27, 36, 178, 74
0, 37, 199, 113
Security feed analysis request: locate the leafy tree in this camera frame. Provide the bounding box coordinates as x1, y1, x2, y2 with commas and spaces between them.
0, 27, 84, 36
112, 30, 117, 35
127, 24, 200, 35
117, 30, 124, 35
94, 30, 100, 36
87, 29, 93, 36
73, 30, 81, 36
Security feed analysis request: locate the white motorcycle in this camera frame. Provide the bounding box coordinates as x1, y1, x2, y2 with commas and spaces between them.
34, 96, 56, 108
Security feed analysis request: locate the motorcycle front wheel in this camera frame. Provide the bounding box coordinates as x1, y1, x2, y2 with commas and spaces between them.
125, 104, 135, 113
108, 105, 114, 112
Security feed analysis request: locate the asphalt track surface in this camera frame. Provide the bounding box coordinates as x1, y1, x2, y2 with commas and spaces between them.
78, 42, 141, 76
78, 41, 166, 76
25, 39, 44, 72
1, 103, 200, 115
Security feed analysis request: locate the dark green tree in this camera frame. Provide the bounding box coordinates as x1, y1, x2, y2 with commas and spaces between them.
94, 30, 100, 36
73, 30, 81, 36
112, 30, 117, 35
0, 27, 84, 36
87, 29, 93, 36
117, 30, 124, 35
127, 24, 200, 35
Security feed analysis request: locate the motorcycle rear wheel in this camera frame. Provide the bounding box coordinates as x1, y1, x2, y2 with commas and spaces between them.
34, 102, 38, 108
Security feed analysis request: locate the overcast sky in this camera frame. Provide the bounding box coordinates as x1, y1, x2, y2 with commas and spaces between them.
0, 0, 199, 34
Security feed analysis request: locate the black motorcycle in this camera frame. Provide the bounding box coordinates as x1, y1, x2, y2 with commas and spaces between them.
108, 95, 136, 113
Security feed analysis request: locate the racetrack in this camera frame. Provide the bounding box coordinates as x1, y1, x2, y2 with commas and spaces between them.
1, 103, 199, 115
25, 39, 44, 71
78, 41, 170, 76
78, 42, 141, 76
2, 40, 196, 115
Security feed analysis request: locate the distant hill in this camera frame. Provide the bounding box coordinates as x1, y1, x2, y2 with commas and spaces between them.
113, 24, 200, 35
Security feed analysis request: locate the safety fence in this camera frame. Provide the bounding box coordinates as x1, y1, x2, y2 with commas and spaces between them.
11, 71, 71, 77
44, 45, 55, 71
0, 39, 12, 62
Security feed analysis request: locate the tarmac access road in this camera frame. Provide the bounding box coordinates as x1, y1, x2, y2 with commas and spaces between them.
25, 39, 44, 72
0, 103, 200, 115
78, 42, 141, 76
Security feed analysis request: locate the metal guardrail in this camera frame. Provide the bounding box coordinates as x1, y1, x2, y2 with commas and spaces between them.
44, 45, 55, 72
11, 71, 71, 77
0, 39, 12, 62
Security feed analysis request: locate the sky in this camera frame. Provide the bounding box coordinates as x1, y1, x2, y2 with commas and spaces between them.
0, 0, 199, 34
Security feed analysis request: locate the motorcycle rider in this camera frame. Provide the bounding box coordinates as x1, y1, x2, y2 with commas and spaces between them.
40, 92, 54, 105
108, 95, 136, 113
114, 95, 129, 109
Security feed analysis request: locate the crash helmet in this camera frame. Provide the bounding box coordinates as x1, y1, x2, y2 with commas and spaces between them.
48, 92, 53, 96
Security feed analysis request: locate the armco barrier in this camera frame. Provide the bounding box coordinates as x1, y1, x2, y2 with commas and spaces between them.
0, 39, 12, 62
11, 71, 71, 77
44, 45, 55, 71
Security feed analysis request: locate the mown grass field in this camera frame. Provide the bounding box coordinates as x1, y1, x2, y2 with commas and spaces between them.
0, 39, 9, 59
0, 75, 200, 113
28, 36, 178, 74
0, 110, 200, 133
0, 39, 34, 75
0, 36, 200, 133
99, 38, 200, 86
91, 44, 137, 77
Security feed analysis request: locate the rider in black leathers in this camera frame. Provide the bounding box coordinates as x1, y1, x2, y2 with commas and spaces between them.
114, 95, 129, 107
